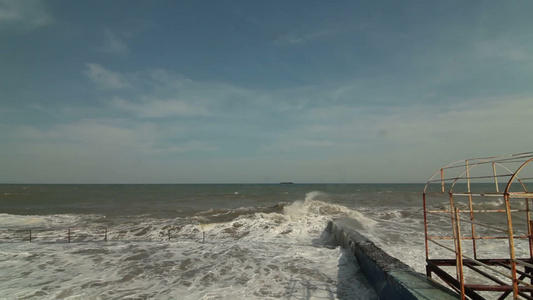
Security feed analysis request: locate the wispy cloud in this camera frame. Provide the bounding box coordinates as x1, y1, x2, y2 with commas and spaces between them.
0, 106, 13, 113
476, 38, 533, 62
257, 95, 533, 164
89, 67, 269, 119
14, 118, 216, 156
112, 97, 209, 118
84, 63, 131, 90
75, 59, 533, 181
0, 0, 52, 31
97, 29, 129, 54
16, 119, 152, 147
274, 28, 338, 45
84, 63, 312, 120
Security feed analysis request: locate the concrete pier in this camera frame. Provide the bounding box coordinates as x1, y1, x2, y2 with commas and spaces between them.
327, 218, 458, 299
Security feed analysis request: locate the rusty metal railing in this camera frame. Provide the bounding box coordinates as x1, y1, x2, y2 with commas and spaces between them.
424, 152, 533, 299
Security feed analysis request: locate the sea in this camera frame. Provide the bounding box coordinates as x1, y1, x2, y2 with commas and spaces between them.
0, 184, 429, 300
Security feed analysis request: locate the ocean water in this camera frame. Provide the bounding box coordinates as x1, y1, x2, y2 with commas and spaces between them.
0, 184, 427, 300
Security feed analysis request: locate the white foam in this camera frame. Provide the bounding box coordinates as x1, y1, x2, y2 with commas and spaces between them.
0, 213, 89, 229
0, 200, 379, 300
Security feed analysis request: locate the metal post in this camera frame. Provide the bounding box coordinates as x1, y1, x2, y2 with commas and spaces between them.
468, 193, 477, 260
104, 228, 107, 242
440, 169, 445, 193
68, 228, 71, 243
29, 230, 32, 242
168, 229, 171, 241
492, 162, 499, 193
526, 205, 533, 259
465, 160, 471, 194
454, 208, 465, 299
504, 193, 519, 299
423, 193, 429, 261
203, 231, 205, 243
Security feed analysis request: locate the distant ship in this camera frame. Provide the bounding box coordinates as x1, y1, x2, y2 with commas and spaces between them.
280, 182, 294, 185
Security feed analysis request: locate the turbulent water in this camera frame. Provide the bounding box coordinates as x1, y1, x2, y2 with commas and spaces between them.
0, 184, 427, 300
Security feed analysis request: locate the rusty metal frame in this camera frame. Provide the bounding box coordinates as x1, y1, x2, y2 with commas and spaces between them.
423, 152, 533, 299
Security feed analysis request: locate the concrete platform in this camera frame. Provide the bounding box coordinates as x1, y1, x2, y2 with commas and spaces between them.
327, 218, 458, 299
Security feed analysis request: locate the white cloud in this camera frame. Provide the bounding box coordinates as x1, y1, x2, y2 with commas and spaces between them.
14, 118, 215, 156
96, 68, 273, 118
97, 29, 129, 54
275, 28, 338, 45
84, 63, 131, 90
112, 97, 209, 118
16, 119, 152, 148
74, 61, 533, 182
0, 0, 52, 31
257, 96, 533, 165
476, 39, 532, 62
84, 65, 305, 121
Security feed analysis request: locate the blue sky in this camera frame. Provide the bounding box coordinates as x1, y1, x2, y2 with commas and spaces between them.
1, 0, 532, 183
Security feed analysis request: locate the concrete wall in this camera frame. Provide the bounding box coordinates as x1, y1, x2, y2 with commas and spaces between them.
327, 218, 458, 300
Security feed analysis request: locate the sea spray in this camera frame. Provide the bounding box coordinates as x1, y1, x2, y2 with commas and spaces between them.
0, 183, 427, 299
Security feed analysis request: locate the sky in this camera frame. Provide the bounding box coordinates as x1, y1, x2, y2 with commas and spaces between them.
1, 0, 532, 184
